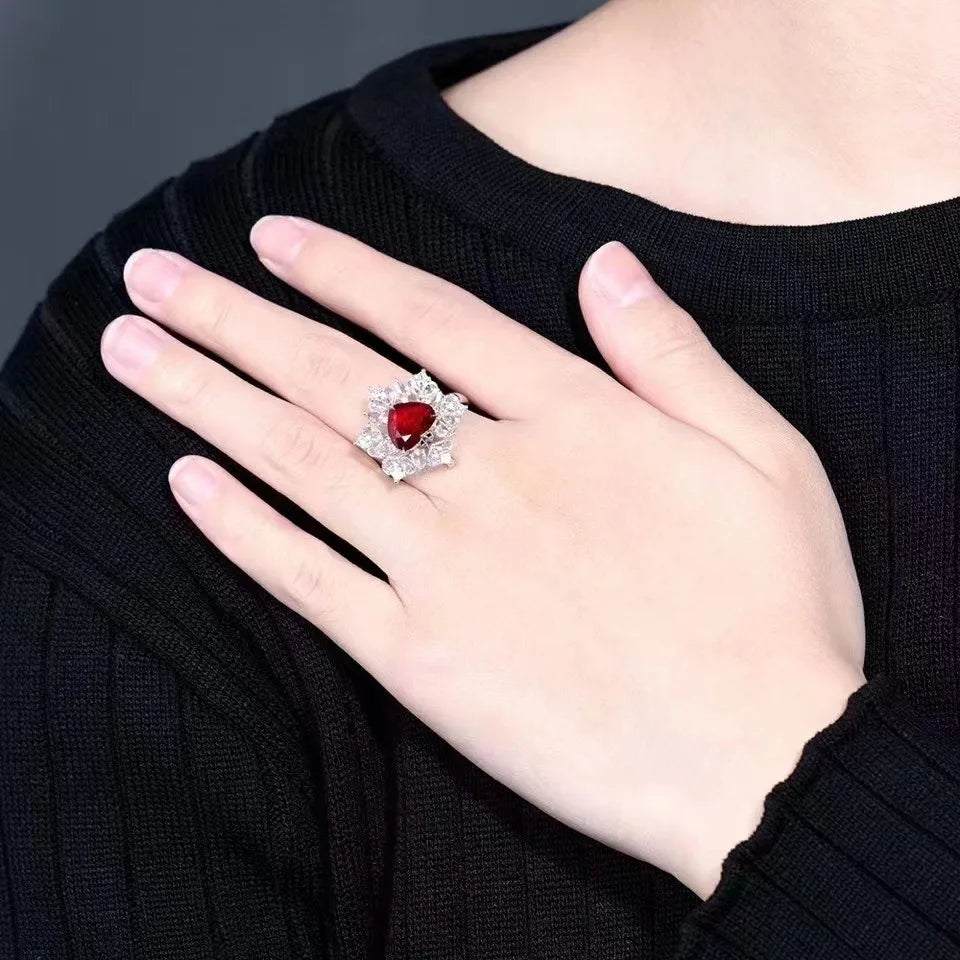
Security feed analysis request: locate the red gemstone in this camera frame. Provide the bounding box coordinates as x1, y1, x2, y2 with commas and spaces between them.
387, 402, 436, 450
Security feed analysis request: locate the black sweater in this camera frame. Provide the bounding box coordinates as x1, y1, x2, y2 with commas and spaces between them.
3, 24, 960, 959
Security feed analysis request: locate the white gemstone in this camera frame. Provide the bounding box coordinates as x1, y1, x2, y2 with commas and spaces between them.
409, 370, 441, 403
382, 453, 414, 481
408, 446, 428, 470
438, 394, 466, 421
356, 426, 377, 450
365, 386, 388, 418
427, 440, 454, 467
357, 422, 394, 461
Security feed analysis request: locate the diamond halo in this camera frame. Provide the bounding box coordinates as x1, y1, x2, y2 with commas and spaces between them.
355, 370, 468, 482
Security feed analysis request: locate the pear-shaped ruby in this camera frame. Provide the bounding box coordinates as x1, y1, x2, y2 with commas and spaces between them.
387, 402, 436, 450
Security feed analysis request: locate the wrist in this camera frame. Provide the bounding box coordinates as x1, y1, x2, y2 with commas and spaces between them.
669, 663, 866, 899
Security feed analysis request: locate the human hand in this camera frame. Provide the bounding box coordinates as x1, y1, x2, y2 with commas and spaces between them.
100, 218, 866, 898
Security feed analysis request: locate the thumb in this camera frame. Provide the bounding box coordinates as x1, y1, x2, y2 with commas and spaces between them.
579, 241, 786, 462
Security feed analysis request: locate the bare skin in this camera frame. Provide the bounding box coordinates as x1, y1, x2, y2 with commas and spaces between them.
444, 0, 960, 224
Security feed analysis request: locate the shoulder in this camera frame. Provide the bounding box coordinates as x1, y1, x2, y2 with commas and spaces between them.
0, 84, 361, 548
0, 83, 386, 751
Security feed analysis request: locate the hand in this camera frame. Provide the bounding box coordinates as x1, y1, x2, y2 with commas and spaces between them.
100, 218, 866, 898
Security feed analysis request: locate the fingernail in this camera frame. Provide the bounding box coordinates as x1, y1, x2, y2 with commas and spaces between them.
169, 457, 219, 507
250, 215, 309, 267
587, 241, 658, 307
124, 249, 185, 302
101, 315, 165, 373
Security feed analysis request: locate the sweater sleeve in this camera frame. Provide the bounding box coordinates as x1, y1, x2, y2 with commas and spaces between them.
0, 549, 325, 958
676, 677, 960, 959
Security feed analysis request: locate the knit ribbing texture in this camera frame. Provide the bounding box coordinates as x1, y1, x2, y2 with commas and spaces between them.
2, 24, 960, 959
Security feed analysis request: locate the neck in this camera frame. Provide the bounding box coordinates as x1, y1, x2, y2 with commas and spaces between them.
443, 0, 960, 224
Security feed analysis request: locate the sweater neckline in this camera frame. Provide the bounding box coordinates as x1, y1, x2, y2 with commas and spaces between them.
347, 24, 960, 319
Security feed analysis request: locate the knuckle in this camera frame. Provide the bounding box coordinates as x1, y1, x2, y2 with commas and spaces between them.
404, 280, 464, 342
194, 289, 235, 350
165, 364, 211, 409
281, 552, 326, 612
289, 332, 353, 397
638, 305, 705, 363
261, 412, 330, 480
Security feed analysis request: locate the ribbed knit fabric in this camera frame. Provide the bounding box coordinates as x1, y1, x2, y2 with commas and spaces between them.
3, 23, 960, 959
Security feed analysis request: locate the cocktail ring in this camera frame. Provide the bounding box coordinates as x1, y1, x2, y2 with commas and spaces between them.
355, 369, 468, 482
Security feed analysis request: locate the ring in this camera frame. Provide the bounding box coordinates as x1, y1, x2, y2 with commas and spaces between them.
355, 369, 469, 482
